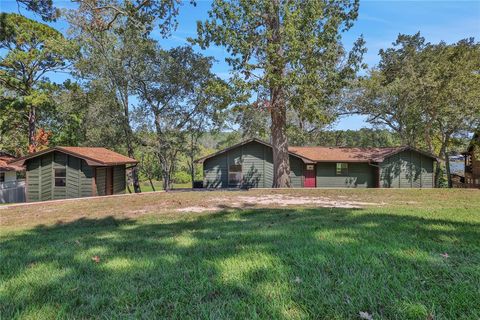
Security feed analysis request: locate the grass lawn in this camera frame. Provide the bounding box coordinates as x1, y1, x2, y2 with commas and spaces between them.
1, 189, 479, 319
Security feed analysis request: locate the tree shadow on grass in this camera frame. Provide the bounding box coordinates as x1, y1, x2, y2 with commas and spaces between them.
1, 208, 479, 319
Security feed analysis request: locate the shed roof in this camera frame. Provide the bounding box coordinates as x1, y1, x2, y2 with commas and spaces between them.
0, 152, 23, 172
196, 138, 438, 164
9, 147, 138, 167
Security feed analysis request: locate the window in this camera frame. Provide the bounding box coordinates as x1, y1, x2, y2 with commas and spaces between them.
228, 165, 242, 186
0, 172, 4, 183
54, 168, 66, 187
336, 163, 348, 176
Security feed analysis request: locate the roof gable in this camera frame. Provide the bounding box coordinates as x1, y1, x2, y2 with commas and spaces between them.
195, 138, 315, 164
196, 139, 438, 164
9, 147, 138, 167
0, 152, 23, 171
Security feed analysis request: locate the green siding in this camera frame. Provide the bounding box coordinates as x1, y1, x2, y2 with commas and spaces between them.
316, 162, 374, 188
264, 148, 273, 187
80, 160, 94, 197
96, 167, 106, 196
420, 155, 434, 188
380, 150, 434, 188
203, 142, 435, 189
242, 142, 264, 188
25, 152, 96, 202
113, 165, 126, 194
289, 156, 304, 188
204, 153, 228, 188
53, 152, 67, 199
203, 141, 287, 188
67, 156, 81, 198
40, 153, 53, 201
26, 158, 40, 202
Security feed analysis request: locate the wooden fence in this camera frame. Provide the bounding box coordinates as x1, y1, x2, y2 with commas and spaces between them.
0, 180, 26, 204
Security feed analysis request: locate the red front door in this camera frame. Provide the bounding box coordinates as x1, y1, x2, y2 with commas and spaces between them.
304, 165, 316, 188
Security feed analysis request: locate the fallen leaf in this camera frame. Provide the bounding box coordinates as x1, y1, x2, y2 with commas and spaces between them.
92, 255, 100, 263
426, 314, 434, 320
359, 311, 373, 320
440, 253, 449, 258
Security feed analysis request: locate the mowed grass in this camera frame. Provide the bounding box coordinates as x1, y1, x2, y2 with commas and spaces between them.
0, 189, 479, 319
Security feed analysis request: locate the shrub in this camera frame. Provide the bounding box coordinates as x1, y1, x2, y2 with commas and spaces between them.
173, 171, 191, 184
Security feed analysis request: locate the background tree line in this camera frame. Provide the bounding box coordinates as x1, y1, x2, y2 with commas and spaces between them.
1, 0, 478, 189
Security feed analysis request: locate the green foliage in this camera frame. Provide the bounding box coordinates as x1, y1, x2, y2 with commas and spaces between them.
134, 45, 230, 190
193, 0, 365, 186
70, 0, 187, 36
354, 33, 480, 149
14, 0, 58, 21
0, 13, 76, 151
289, 128, 402, 147
173, 171, 191, 184
352, 33, 480, 186
194, 0, 365, 119
0, 14, 75, 93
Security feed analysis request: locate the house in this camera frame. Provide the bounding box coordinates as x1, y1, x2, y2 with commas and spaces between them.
196, 139, 437, 188
0, 151, 26, 203
9, 147, 138, 202
0, 151, 23, 185
463, 132, 480, 187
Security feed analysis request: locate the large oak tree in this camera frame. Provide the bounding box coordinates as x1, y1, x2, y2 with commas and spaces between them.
352, 33, 480, 186
193, 0, 365, 187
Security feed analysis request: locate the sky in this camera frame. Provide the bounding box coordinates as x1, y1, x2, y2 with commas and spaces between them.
1, 0, 479, 130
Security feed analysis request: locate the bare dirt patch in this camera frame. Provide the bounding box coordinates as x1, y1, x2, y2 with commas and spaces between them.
175, 194, 380, 213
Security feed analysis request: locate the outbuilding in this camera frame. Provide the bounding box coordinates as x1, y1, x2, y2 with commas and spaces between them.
0, 151, 23, 186
10, 147, 138, 202
1, 151, 26, 203
196, 139, 437, 189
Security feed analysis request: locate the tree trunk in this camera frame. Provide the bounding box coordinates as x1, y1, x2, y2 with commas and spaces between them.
445, 151, 452, 188
121, 94, 141, 193
442, 135, 453, 188
127, 148, 141, 193
190, 161, 195, 188
163, 170, 171, 191
270, 92, 291, 188
268, 0, 290, 188
434, 135, 448, 188
28, 105, 36, 152
148, 177, 156, 192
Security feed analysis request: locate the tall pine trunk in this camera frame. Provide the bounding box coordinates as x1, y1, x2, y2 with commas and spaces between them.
28, 105, 36, 152
121, 94, 141, 193
268, 0, 291, 188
